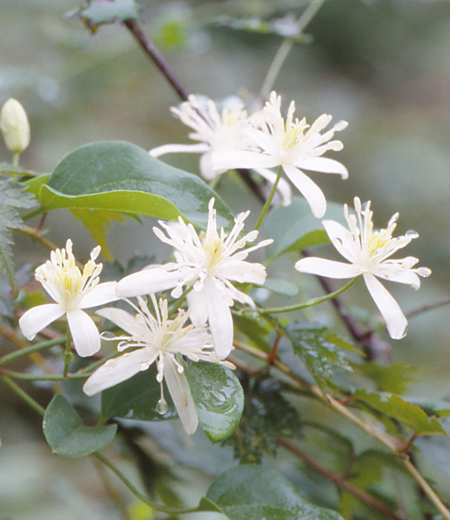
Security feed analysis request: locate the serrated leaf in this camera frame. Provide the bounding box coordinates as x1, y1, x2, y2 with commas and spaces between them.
184, 360, 244, 443
285, 321, 353, 391
355, 363, 417, 394
234, 314, 272, 353
71, 208, 125, 261
43, 394, 117, 457
206, 465, 345, 520
30, 141, 234, 230
0, 179, 37, 296
265, 197, 346, 260
67, 0, 141, 31
354, 389, 447, 436
101, 365, 177, 423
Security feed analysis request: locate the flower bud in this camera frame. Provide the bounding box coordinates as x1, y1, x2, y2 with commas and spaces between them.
0, 98, 30, 154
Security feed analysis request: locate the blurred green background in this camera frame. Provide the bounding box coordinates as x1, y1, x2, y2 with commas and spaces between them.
3, 0, 450, 518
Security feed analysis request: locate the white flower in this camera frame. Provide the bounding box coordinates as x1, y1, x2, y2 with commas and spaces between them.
149, 94, 293, 206
19, 239, 118, 356
212, 91, 349, 218
83, 296, 230, 435
116, 198, 272, 359
295, 197, 431, 339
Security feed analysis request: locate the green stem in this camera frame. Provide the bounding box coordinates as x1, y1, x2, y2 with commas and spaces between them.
254, 166, 283, 231
2, 369, 88, 381
0, 375, 45, 416
255, 277, 357, 315
63, 325, 73, 378
0, 336, 66, 366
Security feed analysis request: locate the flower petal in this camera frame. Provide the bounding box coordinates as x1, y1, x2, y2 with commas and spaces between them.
296, 157, 348, 178
66, 309, 101, 357
212, 149, 279, 172
282, 164, 327, 218
19, 304, 65, 340
83, 348, 157, 396
97, 307, 148, 336
116, 266, 186, 297
204, 276, 234, 359
80, 281, 119, 309
363, 274, 408, 340
187, 288, 208, 326
149, 143, 209, 157
164, 358, 198, 435
295, 257, 361, 279
322, 220, 360, 264
253, 167, 292, 206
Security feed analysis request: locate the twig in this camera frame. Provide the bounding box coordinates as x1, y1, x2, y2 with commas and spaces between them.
406, 294, 450, 319
123, 19, 189, 102
277, 436, 403, 520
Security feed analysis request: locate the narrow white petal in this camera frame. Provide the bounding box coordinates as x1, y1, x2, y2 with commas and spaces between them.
322, 220, 360, 264
283, 164, 327, 218
212, 149, 279, 171
83, 348, 157, 396
253, 167, 292, 206
19, 304, 65, 340
66, 309, 101, 357
80, 281, 120, 309
97, 307, 148, 336
164, 358, 198, 435
116, 267, 184, 297
149, 143, 209, 157
187, 288, 208, 326
295, 257, 361, 279
374, 268, 422, 289
296, 157, 348, 178
204, 277, 234, 359
363, 274, 408, 340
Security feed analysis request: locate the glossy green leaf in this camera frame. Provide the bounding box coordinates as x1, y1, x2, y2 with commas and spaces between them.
43, 394, 117, 457
206, 465, 345, 520
265, 197, 345, 260
184, 360, 244, 443
30, 141, 234, 230
286, 321, 353, 391
100, 365, 177, 423
67, 0, 141, 31
354, 389, 447, 436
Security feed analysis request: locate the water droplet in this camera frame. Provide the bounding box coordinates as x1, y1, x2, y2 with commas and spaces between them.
156, 398, 168, 415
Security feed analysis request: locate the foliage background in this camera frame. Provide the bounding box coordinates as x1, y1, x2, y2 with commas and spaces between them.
3, 0, 450, 518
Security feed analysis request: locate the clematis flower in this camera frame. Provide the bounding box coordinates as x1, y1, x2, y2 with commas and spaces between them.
19, 239, 118, 356
149, 94, 293, 206
212, 91, 349, 218
295, 197, 431, 339
116, 198, 272, 359
83, 296, 231, 435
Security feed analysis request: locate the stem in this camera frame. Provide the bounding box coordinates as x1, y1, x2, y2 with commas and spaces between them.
1, 375, 45, 416
254, 166, 283, 231
406, 294, 450, 319
19, 225, 60, 251
123, 19, 189, 102
277, 436, 403, 520
2, 369, 88, 381
261, 0, 327, 97
255, 277, 357, 314
63, 325, 73, 378
0, 337, 66, 366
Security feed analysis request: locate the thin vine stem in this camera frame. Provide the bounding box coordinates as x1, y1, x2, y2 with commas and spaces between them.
63, 324, 73, 378
1, 375, 45, 416
254, 166, 283, 231
0, 336, 66, 366
2, 369, 88, 381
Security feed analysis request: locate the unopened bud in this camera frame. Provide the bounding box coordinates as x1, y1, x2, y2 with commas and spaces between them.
0, 98, 30, 154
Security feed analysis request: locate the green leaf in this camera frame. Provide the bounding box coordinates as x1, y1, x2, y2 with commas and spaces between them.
43, 394, 117, 457
100, 365, 177, 423
354, 363, 418, 394
234, 314, 272, 353
184, 360, 244, 443
0, 179, 37, 296
67, 0, 141, 31
354, 389, 447, 436
285, 321, 353, 391
263, 277, 299, 297
265, 197, 345, 260
206, 465, 345, 520
70, 208, 125, 261
32, 141, 234, 230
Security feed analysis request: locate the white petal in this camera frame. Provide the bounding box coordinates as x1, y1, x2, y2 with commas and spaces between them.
164, 358, 198, 435
19, 304, 65, 340
83, 348, 157, 396
66, 309, 101, 357
295, 257, 361, 279
187, 288, 208, 326
204, 277, 234, 359
253, 168, 292, 206
296, 157, 348, 178
283, 164, 327, 218
363, 274, 407, 340
80, 281, 120, 309
116, 267, 184, 297
374, 268, 422, 289
97, 307, 148, 336
322, 220, 360, 264
149, 143, 209, 157
212, 149, 279, 171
